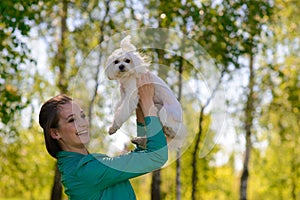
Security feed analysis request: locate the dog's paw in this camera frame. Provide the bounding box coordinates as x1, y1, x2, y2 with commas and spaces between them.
163, 126, 175, 138
131, 137, 147, 149
108, 126, 118, 135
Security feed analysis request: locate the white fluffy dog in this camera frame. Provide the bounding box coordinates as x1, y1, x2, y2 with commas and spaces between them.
105, 36, 187, 150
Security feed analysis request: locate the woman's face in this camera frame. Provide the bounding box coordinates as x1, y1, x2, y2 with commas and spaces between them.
55, 101, 90, 151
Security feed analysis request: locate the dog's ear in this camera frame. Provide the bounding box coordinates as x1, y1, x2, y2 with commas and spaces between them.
105, 60, 115, 80
121, 36, 136, 52
135, 64, 147, 74
130, 52, 148, 74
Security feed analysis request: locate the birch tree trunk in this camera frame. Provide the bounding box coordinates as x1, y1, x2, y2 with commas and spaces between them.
151, 170, 161, 200
87, 0, 111, 126
51, 0, 68, 199
191, 70, 224, 200
176, 57, 183, 200
191, 106, 204, 200
151, 31, 168, 199
239, 52, 254, 200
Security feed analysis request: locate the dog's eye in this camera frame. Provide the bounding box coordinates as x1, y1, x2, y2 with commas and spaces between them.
125, 59, 131, 63
114, 60, 119, 64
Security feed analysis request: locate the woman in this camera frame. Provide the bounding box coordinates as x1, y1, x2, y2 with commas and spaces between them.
39, 73, 168, 199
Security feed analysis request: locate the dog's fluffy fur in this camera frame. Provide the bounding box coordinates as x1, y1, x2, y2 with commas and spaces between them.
105, 36, 187, 150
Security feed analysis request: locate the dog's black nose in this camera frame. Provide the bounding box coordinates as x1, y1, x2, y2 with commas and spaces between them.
119, 65, 125, 71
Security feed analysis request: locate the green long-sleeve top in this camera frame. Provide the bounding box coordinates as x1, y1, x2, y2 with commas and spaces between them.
57, 116, 168, 200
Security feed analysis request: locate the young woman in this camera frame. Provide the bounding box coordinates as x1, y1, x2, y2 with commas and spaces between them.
39, 73, 168, 199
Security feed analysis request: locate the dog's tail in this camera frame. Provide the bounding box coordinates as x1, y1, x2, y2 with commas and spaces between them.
121, 35, 136, 52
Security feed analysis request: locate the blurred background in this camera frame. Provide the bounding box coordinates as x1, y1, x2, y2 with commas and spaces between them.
0, 0, 299, 199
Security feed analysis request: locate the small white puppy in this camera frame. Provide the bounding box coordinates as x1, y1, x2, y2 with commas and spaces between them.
105, 36, 187, 150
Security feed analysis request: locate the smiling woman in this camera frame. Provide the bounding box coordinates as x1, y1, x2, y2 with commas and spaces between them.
48, 99, 90, 154
38, 73, 168, 200
39, 94, 74, 158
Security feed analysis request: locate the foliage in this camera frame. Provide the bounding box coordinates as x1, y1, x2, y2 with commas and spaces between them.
0, 0, 42, 132
253, 65, 300, 199
249, 1, 300, 199
0, 124, 56, 199
0, 0, 37, 65
0, 0, 299, 199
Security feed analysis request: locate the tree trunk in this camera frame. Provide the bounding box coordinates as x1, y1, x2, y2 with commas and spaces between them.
191, 70, 224, 200
151, 31, 168, 200
175, 44, 184, 200
191, 106, 204, 200
88, 0, 110, 126
176, 151, 181, 200
239, 52, 255, 200
151, 169, 161, 200
56, 0, 68, 94
51, 1, 68, 199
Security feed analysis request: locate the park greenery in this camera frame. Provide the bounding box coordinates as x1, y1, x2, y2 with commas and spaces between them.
1, 0, 299, 199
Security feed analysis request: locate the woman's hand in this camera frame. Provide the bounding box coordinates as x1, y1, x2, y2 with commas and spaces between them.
136, 72, 157, 117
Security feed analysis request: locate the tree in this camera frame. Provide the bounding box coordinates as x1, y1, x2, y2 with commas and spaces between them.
255, 65, 300, 200
254, 1, 300, 199
50, 0, 68, 198
187, 1, 240, 199
0, 0, 41, 135
234, 2, 273, 199
180, 1, 273, 199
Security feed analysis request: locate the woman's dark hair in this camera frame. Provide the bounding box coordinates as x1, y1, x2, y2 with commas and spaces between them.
39, 94, 72, 158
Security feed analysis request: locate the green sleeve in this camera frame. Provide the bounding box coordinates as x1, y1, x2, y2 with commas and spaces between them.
76, 116, 168, 190
136, 122, 146, 137
133, 122, 146, 151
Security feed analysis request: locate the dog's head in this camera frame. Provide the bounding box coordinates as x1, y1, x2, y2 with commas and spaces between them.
105, 36, 149, 80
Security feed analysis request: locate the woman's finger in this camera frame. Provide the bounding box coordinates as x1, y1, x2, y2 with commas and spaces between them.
137, 73, 149, 87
